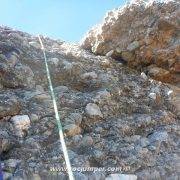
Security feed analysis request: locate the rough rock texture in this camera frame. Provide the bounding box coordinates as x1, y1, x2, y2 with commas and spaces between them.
0, 25, 179, 180
10, 115, 30, 138
81, 0, 180, 85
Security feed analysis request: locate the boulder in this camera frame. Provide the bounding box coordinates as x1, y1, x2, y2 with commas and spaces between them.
85, 103, 103, 119
0, 93, 21, 118
10, 115, 30, 137
81, 0, 180, 84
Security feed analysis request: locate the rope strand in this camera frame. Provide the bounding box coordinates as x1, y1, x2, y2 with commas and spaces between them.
38, 35, 74, 180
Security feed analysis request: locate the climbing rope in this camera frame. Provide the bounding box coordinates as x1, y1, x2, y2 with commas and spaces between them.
38, 35, 74, 180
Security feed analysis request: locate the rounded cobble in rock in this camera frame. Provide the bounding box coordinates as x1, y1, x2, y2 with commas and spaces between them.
81, 136, 93, 147
68, 113, 82, 125
30, 114, 39, 123
10, 115, 30, 137
80, 71, 98, 80
64, 124, 81, 137
29, 41, 41, 49
105, 173, 137, 180
54, 86, 69, 93
85, 103, 103, 119
149, 131, 169, 143
0, 94, 21, 118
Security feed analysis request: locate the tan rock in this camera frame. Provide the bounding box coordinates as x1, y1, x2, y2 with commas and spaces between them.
147, 66, 173, 82
64, 124, 81, 137
81, 0, 180, 84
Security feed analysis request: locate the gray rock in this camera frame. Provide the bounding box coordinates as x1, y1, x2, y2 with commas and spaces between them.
74, 172, 88, 180
2, 172, 13, 180
30, 114, 39, 122
10, 115, 30, 137
0, 25, 179, 178
85, 103, 103, 119
68, 113, 82, 125
127, 41, 140, 51
89, 172, 106, 180
148, 92, 157, 100
81, 136, 93, 147
140, 72, 148, 80
48, 57, 59, 67
149, 131, 169, 143
29, 41, 41, 49
0, 93, 21, 118
106, 50, 114, 57
93, 89, 111, 103
0, 137, 12, 154
105, 174, 137, 180
4, 65, 34, 88
54, 86, 69, 93
81, 71, 98, 80
3, 159, 21, 173
139, 138, 150, 147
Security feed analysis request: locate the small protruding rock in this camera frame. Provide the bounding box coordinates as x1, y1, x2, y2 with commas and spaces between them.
29, 41, 41, 49
94, 90, 111, 103
127, 41, 140, 51
106, 50, 114, 57
54, 86, 69, 93
0, 94, 21, 118
85, 103, 103, 119
30, 114, 39, 123
140, 72, 148, 80
10, 115, 30, 137
105, 174, 137, 180
148, 92, 157, 100
81, 71, 98, 80
81, 136, 93, 147
64, 124, 81, 137
68, 113, 82, 125
49, 57, 59, 67
149, 131, 169, 143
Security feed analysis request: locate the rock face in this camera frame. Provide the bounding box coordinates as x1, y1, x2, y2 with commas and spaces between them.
0, 25, 179, 179
81, 0, 180, 85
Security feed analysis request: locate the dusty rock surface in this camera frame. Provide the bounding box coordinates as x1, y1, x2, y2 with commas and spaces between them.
0, 25, 179, 180
81, 0, 180, 85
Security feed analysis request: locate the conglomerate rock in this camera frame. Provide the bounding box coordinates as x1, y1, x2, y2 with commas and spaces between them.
81, 0, 180, 85
0, 25, 179, 180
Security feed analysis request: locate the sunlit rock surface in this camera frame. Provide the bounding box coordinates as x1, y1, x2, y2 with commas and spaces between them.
81, 0, 180, 85
0, 19, 179, 180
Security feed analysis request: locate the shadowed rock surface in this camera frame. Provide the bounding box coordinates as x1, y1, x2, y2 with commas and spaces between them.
0, 15, 179, 180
